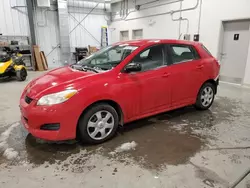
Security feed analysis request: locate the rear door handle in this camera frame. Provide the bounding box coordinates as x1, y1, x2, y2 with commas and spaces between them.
196, 65, 204, 69
162, 73, 171, 78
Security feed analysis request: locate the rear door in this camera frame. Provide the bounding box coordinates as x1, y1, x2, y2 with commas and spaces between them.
166, 44, 205, 107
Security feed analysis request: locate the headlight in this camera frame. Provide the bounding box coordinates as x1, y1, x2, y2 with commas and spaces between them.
37, 89, 77, 106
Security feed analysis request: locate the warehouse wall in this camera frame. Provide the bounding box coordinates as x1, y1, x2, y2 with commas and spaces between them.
0, 0, 29, 36
69, 12, 107, 50
35, 8, 107, 67
109, 0, 250, 85
0, 0, 107, 67
36, 6, 107, 67
35, 8, 61, 67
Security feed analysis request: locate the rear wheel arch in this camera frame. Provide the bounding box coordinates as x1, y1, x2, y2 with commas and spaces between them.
195, 81, 216, 110
202, 79, 217, 94
196, 79, 217, 97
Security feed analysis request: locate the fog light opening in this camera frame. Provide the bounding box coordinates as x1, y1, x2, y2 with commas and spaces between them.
40, 123, 60, 131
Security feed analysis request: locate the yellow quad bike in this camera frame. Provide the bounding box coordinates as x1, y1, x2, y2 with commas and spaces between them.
0, 47, 27, 81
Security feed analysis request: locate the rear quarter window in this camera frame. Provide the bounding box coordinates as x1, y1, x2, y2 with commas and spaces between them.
202, 44, 212, 56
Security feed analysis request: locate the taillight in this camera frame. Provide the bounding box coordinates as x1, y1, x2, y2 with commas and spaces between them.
214, 59, 220, 73
216, 59, 221, 65
214, 58, 220, 66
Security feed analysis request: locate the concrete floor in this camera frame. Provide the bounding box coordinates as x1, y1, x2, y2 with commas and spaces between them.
1, 72, 250, 188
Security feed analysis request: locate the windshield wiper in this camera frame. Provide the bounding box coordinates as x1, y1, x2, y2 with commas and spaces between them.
82, 66, 99, 73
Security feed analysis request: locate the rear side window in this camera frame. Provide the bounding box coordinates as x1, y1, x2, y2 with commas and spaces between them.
202, 44, 212, 56
169, 45, 200, 64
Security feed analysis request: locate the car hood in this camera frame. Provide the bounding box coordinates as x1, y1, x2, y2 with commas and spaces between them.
26, 66, 94, 99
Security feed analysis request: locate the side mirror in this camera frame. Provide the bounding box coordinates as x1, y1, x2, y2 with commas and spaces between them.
124, 63, 142, 73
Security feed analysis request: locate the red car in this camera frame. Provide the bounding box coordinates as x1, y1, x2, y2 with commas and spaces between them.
20, 39, 220, 144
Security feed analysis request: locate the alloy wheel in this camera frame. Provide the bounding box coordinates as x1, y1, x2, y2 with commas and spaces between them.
201, 86, 214, 107
87, 110, 115, 140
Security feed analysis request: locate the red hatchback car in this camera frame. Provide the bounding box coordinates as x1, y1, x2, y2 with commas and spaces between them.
20, 39, 220, 144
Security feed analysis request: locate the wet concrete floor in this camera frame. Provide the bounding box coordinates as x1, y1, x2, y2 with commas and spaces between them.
1, 72, 250, 187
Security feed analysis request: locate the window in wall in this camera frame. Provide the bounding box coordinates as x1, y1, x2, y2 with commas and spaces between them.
170, 45, 199, 64
120, 31, 129, 41
132, 29, 143, 40
130, 45, 164, 72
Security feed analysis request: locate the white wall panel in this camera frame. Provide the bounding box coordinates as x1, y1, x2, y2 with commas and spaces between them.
0, 0, 29, 36
110, 0, 182, 43
35, 9, 61, 68
0, 1, 107, 67
69, 11, 107, 51
35, 7, 107, 66
109, 0, 250, 85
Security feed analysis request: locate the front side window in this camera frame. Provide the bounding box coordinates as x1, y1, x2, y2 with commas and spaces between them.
130, 45, 164, 72
77, 45, 138, 71
170, 45, 199, 64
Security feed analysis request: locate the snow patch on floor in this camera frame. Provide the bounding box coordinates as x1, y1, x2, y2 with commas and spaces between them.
0, 122, 19, 160
110, 141, 137, 155
170, 124, 188, 132
3, 148, 19, 160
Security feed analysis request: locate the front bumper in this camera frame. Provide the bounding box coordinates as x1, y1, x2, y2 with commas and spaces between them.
20, 96, 79, 141
214, 75, 219, 94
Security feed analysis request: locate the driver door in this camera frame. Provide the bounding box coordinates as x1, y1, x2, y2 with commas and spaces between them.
119, 44, 171, 119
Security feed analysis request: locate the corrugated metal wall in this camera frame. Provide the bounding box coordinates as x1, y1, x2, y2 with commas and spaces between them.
0, 0, 108, 67
35, 8, 107, 67
0, 0, 29, 36
35, 8, 61, 67
69, 12, 107, 49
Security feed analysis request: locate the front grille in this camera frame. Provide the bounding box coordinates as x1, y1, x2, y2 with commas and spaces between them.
25, 95, 33, 104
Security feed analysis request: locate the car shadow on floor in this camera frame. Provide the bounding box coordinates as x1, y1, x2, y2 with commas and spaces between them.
20, 106, 204, 168
20, 98, 238, 169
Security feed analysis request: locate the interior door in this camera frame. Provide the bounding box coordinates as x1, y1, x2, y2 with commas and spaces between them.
220, 21, 250, 84
167, 44, 204, 107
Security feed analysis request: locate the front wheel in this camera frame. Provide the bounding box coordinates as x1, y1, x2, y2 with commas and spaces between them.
16, 68, 27, 81
195, 82, 215, 110
78, 103, 119, 144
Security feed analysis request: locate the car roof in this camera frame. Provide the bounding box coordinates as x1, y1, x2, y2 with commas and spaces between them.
114, 39, 201, 47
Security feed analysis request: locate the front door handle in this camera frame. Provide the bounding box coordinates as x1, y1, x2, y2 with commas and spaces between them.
162, 73, 171, 78
196, 64, 204, 69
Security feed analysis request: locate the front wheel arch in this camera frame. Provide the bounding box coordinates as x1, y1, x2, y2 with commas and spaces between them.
76, 100, 124, 139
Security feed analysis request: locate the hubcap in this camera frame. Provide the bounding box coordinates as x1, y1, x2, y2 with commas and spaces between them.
87, 111, 114, 140
201, 86, 214, 107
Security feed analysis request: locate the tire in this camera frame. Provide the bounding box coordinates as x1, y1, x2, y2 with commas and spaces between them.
16, 68, 27, 81
78, 103, 119, 144
195, 82, 215, 110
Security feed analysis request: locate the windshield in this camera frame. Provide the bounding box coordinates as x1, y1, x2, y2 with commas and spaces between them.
77, 45, 138, 71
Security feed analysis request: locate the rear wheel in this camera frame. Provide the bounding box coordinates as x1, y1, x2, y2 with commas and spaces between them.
78, 103, 119, 144
16, 68, 27, 81
195, 82, 215, 110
